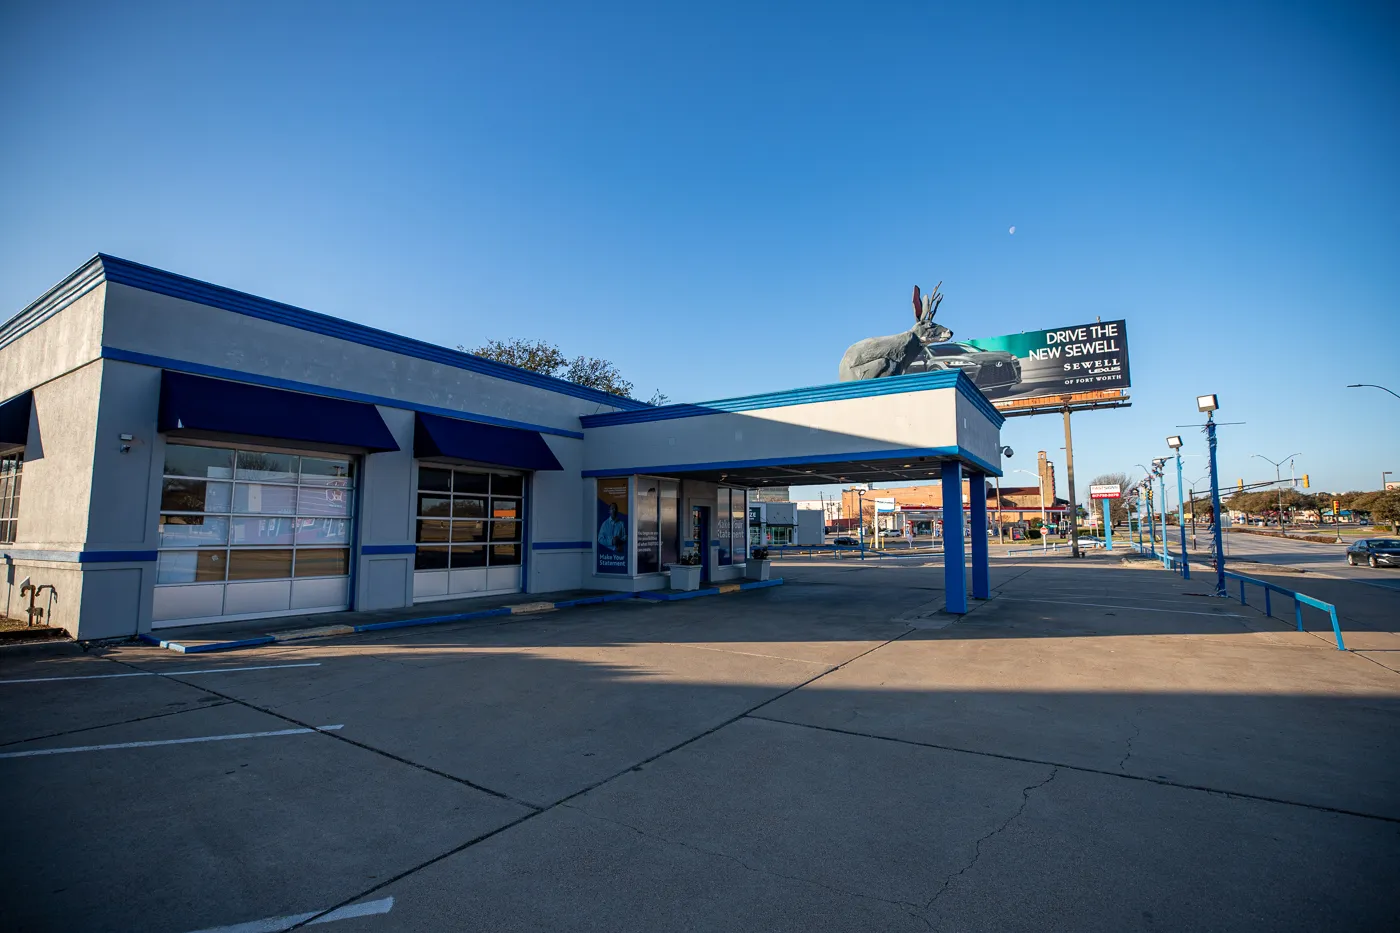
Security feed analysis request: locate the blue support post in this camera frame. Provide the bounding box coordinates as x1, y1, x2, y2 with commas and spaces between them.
1174, 452, 1189, 579
1102, 498, 1113, 551
1294, 595, 1303, 631
1158, 473, 1169, 569
941, 461, 967, 614
1207, 413, 1227, 597
969, 471, 990, 599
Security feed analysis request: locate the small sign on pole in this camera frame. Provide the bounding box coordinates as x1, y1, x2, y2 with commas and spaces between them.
1089, 484, 1122, 500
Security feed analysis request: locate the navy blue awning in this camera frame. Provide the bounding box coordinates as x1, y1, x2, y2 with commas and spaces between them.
158, 371, 400, 452
0, 391, 32, 450
414, 412, 563, 471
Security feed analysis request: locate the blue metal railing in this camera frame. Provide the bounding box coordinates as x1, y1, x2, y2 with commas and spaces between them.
1143, 544, 1346, 651
1222, 570, 1345, 651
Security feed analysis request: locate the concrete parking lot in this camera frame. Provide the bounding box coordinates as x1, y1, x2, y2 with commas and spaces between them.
3, 556, 1398, 932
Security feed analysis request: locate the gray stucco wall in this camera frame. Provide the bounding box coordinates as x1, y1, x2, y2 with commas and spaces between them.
101, 282, 620, 435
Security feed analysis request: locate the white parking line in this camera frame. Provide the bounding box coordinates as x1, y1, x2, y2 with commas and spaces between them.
184, 896, 394, 933
0, 662, 322, 685
0, 725, 343, 759
994, 597, 1243, 617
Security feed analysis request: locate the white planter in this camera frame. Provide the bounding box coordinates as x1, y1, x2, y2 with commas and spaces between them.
666, 564, 703, 592
744, 559, 771, 581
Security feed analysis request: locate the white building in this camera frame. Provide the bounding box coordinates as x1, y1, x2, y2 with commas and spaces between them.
0, 255, 1005, 639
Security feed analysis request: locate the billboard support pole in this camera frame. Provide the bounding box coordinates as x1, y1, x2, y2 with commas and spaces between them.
1102, 498, 1113, 551
1062, 404, 1082, 558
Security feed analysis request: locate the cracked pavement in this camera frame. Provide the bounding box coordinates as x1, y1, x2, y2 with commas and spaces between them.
3, 557, 1398, 931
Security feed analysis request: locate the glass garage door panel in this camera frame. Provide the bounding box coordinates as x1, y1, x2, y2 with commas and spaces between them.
153, 443, 356, 626
412, 466, 523, 602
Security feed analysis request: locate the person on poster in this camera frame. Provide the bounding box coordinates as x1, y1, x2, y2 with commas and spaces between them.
598, 502, 627, 554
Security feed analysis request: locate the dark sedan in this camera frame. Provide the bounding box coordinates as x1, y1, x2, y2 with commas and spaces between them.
1346, 538, 1400, 568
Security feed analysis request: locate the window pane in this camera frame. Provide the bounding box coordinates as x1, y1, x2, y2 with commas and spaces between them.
453, 470, 489, 494
660, 480, 680, 566
491, 474, 523, 497
233, 483, 297, 515
164, 445, 233, 479
235, 450, 298, 483
491, 498, 520, 520
489, 520, 521, 542
450, 545, 487, 568
157, 550, 227, 584
297, 486, 351, 518
295, 518, 350, 545
415, 546, 449, 570
300, 457, 355, 486
294, 548, 349, 578
419, 467, 452, 492
1, 520, 15, 544
417, 519, 451, 544
489, 543, 521, 566
732, 490, 747, 561
161, 479, 232, 514
418, 495, 452, 518
227, 548, 293, 581
159, 515, 229, 548
231, 516, 295, 546
636, 482, 659, 574
453, 496, 487, 519
452, 520, 487, 543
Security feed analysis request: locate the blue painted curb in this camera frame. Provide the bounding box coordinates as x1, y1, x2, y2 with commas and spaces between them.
138, 581, 785, 653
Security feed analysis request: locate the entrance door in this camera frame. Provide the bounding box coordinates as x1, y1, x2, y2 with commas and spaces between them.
691, 506, 710, 583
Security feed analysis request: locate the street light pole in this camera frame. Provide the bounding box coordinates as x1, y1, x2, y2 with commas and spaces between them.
1347, 383, 1400, 400
1198, 395, 1227, 597
1253, 451, 1302, 534
1167, 437, 1190, 579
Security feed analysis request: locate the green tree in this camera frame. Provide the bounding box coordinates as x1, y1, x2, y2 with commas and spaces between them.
466, 337, 665, 403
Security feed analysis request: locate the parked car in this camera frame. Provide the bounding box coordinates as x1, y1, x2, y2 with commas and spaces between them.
831, 536, 860, 546
904, 342, 1022, 392
1346, 538, 1400, 568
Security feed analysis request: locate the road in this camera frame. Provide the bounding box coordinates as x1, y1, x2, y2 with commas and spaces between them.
1212, 530, 1400, 591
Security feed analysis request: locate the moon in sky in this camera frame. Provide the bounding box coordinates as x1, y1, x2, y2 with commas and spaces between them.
1009, 225, 1016, 235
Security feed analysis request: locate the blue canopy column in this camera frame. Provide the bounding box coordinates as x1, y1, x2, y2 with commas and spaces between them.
941, 461, 966, 613
968, 471, 991, 600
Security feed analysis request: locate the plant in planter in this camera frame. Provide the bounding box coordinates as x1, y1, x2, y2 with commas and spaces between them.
746, 546, 772, 580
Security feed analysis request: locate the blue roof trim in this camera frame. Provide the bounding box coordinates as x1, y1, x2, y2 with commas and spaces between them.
580, 369, 1003, 429
0, 256, 107, 353
582, 445, 1003, 479
94, 254, 650, 411
101, 347, 586, 440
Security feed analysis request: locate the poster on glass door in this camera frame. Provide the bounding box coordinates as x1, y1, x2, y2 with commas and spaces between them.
595, 479, 629, 574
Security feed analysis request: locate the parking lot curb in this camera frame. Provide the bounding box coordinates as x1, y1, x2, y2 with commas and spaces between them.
137, 583, 782, 653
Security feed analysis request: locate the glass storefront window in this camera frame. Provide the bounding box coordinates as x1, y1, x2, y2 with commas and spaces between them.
659, 480, 679, 567
716, 489, 732, 566
636, 481, 659, 574
156, 443, 357, 595
414, 466, 526, 571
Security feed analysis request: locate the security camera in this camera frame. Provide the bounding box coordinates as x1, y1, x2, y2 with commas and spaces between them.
1000, 446, 1014, 458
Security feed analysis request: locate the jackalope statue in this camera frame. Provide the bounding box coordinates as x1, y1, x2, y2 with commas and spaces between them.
837, 284, 953, 381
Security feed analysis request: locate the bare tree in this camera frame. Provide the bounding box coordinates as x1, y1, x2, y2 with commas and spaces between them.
465, 337, 639, 400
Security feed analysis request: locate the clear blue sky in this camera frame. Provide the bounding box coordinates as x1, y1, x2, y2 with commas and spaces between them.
3, 1, 1396, 500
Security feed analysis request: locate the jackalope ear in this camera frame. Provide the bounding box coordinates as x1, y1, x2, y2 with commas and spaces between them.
912, 286, 923, 320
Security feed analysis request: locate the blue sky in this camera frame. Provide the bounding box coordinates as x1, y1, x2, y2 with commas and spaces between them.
2, 1, 1396, 501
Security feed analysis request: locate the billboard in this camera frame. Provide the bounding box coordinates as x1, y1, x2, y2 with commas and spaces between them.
960, 320, 1130, 404
1089, 484, 1122, 500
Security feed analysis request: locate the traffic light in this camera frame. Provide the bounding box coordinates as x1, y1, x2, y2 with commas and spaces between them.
1302, 474, 1310, 489
1237, 479, 1244, 491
